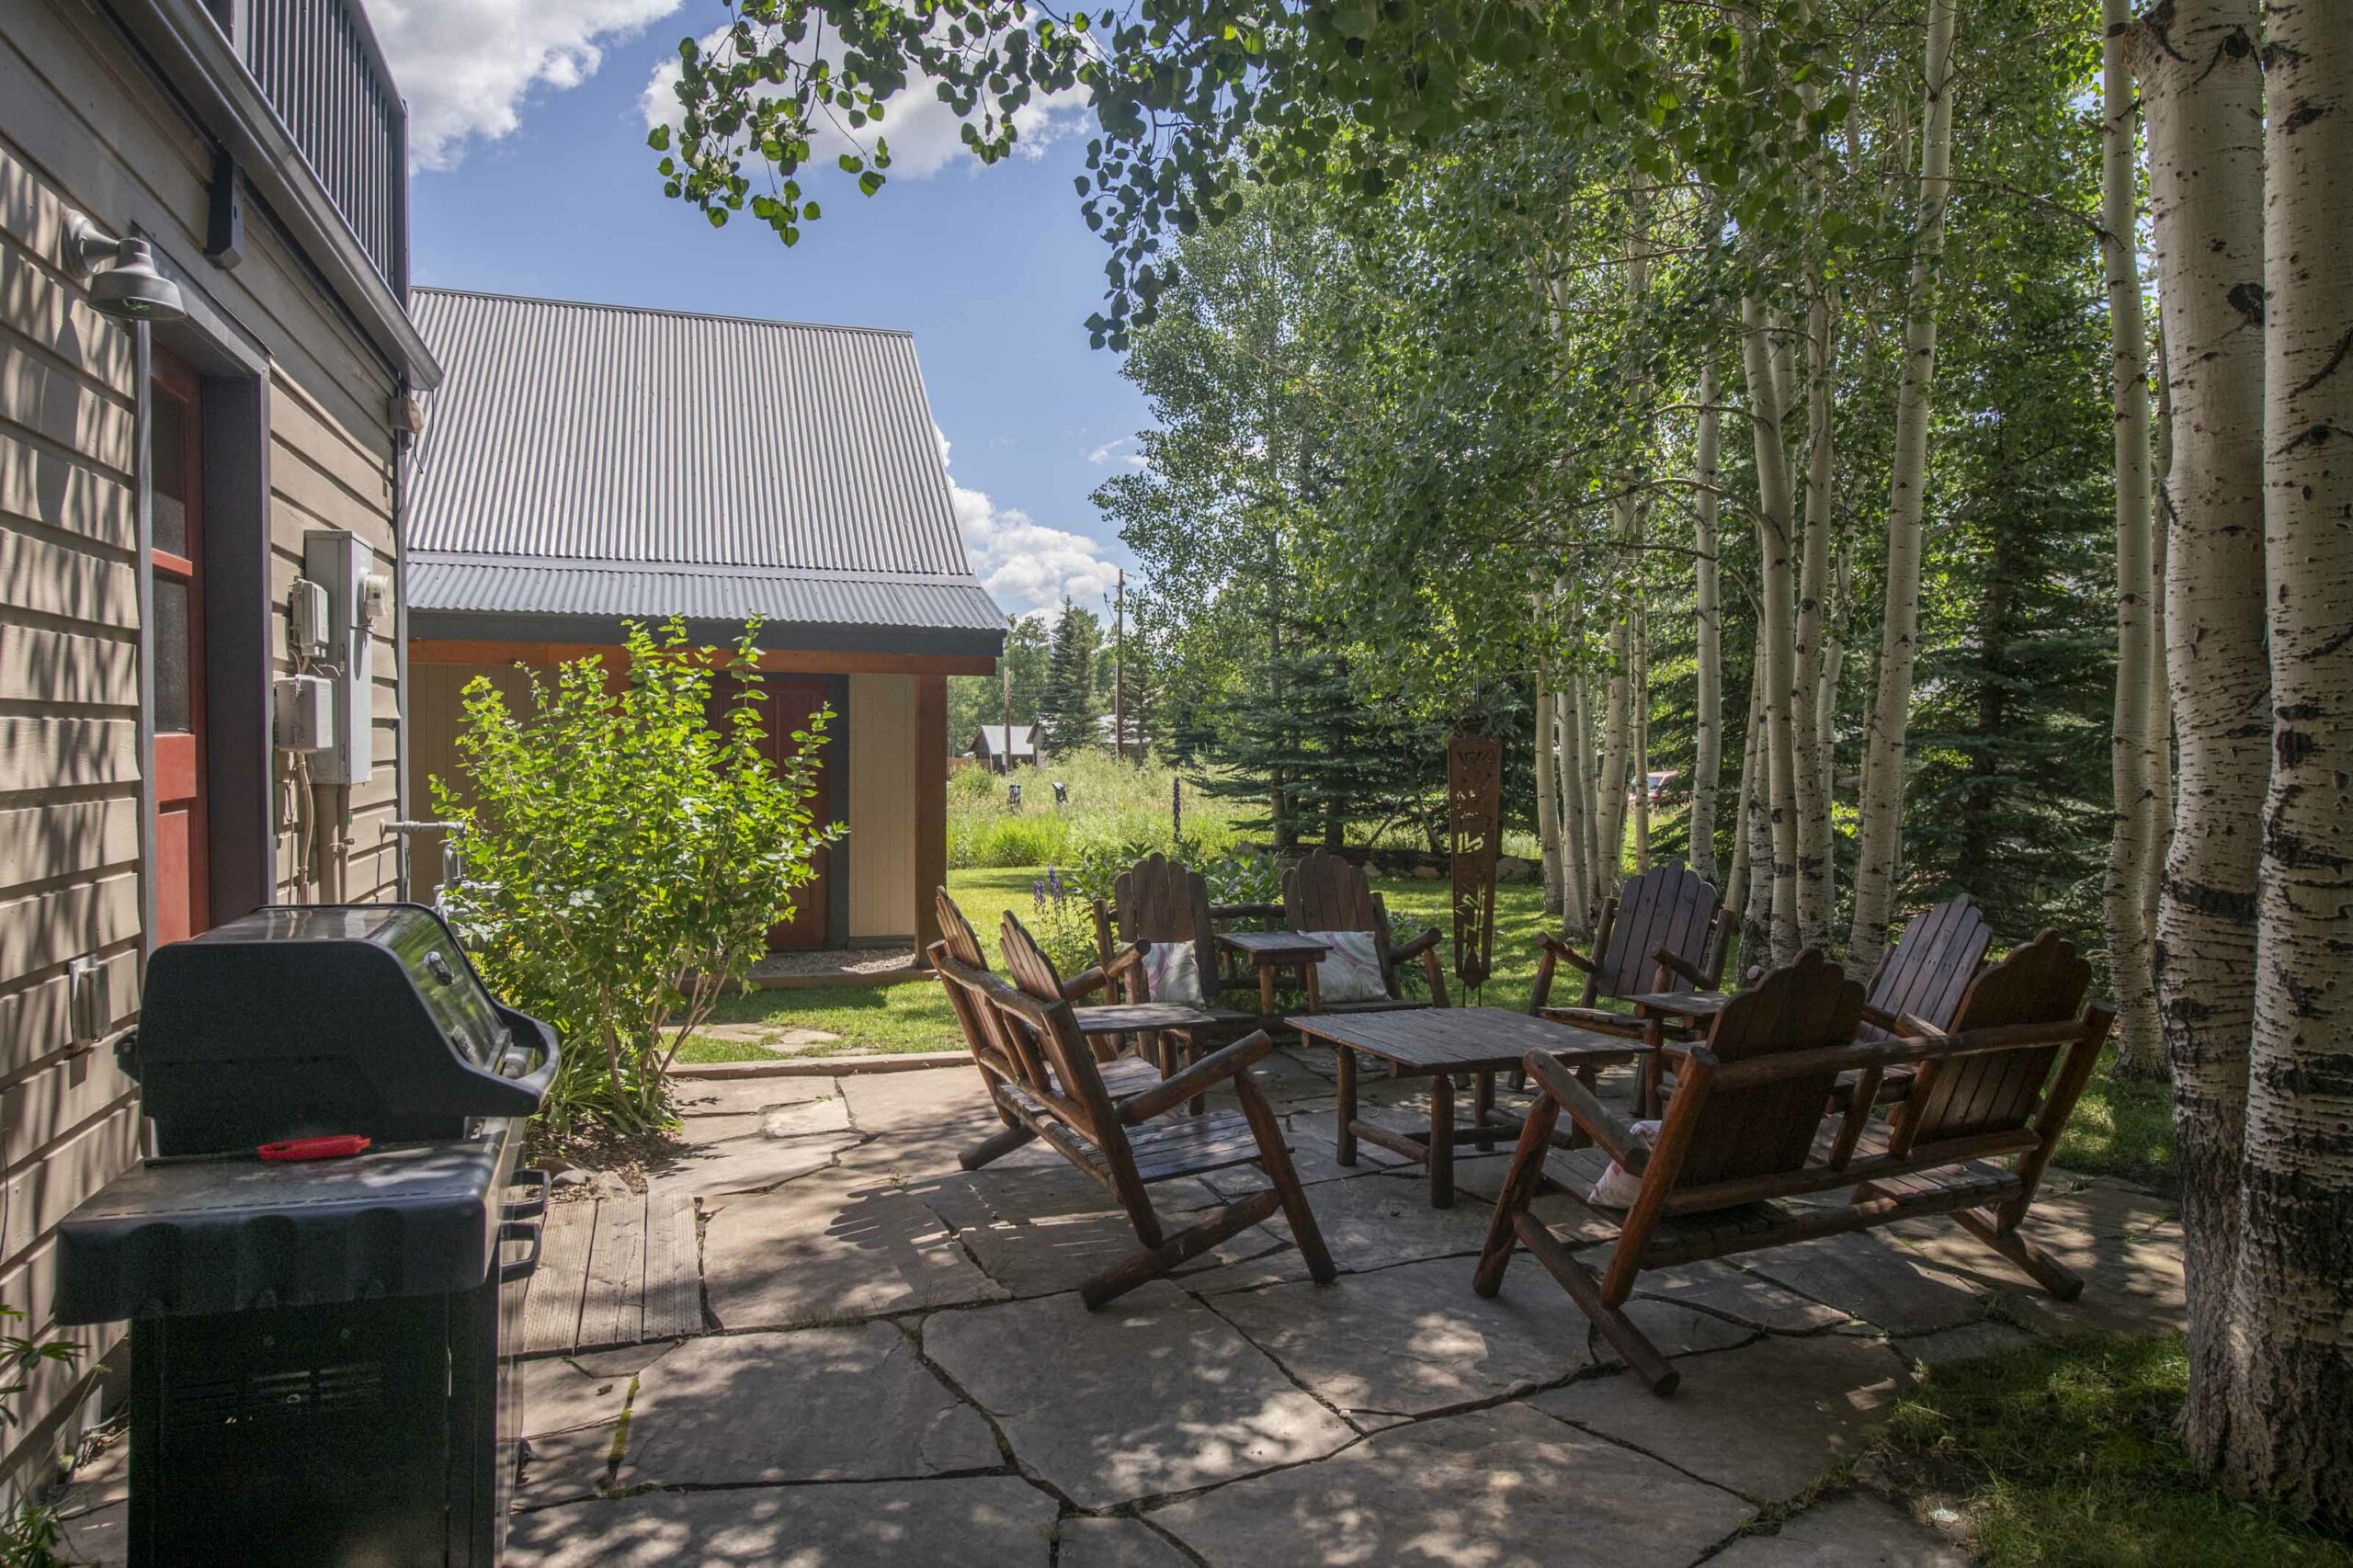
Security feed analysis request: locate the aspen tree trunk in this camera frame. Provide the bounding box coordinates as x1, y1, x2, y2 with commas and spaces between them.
1690, 355, 1725, 887
2145, 323, 2175, 979
1556, 682, 1591, 936
1817, 544, 1851, 831
2102, 0, 2165, 1078
2231, 0, 2353, 1524
1847, 0, 1960, 974
1573, 665, 1601, 911
1743, 295, 1803, 965
1534, 607, 1564, 917
1737, 676, 1777, 970
1596, 615, 1633, 893
2129, 0, 2268, 1475
1724, 678, 1760, 926
1631, 608, 1651, 871
1791, 278, 1837, 951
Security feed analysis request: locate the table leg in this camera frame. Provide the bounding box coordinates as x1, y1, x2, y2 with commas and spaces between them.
1302, 959, 1321, 1014
1429, 1071, 1455, 1208
1258, 960, 1277, 1019
1472, 1070, 1496, 1151
1335, 1046, 1358, 1165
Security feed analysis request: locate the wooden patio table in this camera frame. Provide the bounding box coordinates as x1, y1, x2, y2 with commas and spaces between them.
1620, 989, 1733, 1117
1219, 930, 1332, 1017
1289, 1007, 1644, 1208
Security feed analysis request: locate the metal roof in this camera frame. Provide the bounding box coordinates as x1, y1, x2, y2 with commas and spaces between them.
972, 724, 1036, 755
404, 288, 1002, 653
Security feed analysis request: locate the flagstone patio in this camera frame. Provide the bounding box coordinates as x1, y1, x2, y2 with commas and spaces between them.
53, 1047, 2188, 1567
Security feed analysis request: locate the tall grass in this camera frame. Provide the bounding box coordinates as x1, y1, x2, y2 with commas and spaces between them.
949, 751, 1251, 869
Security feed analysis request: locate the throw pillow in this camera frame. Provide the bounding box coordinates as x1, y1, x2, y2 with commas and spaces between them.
1304, 929, 1390, 1003
1586, 1120, 1664, 1209
1139, 939, 1205, 1005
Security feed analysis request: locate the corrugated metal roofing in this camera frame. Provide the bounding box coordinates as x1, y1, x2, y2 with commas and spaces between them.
405, 288, 1001, 642
407, 556, 1006, 631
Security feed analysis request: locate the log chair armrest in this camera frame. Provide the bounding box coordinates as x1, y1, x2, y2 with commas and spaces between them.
1060, 965, 1112, 1002
1118, 1030, 1277, 1124
1091, 899, 1116, 966
1539, 1006, 1651, 1041
1522, 1051, 1653, 1175
1102, 942, 1149, 983
1392, 926, 1442, 962
1895, 1011, 1946, 1040
1416, 941, 1451, 1008
1211, 902, 1285, 924
1538, 934, 1597, 974
1649, 946, 1710, 989
1857, 1001, 1902, 1033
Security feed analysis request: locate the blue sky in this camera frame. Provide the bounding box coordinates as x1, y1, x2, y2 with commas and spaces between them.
390, 1, 1147, 617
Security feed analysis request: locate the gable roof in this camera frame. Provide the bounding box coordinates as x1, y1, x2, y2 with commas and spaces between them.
404, 288, 1004, 654
972, 724, 1036, 755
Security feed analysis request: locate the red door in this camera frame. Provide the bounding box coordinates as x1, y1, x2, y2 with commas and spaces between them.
149, 352, 208, 943
712, 674, 833, 949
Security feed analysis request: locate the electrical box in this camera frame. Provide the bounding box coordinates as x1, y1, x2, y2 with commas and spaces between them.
288, 578, 330, 665
301, 529, 375, 786
272, 674, 333, 752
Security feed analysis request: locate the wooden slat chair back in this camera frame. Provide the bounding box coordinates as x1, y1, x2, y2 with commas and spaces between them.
1530, 864, 1726, 1036
1097, 853, 1228, 1006
1474, 938, 2115, 1393
941, 938, 1339, 1308
1282, 848, 1448, 1006
1861, 894, 1993, 1041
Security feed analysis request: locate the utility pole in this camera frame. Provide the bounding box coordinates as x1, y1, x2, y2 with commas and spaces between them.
1113, 570, 1126, 766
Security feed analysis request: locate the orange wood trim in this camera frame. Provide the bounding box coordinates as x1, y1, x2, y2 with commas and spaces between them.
915, 673, 948, 957
154, 725, 199, 804
152, 548, 195, 580
408, 640, 995, 676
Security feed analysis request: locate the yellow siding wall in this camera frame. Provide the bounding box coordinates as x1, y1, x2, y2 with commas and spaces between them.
1, 0, 405, 1472
847, 673, 917, 940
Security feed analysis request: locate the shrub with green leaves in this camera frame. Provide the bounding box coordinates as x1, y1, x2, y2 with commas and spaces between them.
433, 619, 834, 1137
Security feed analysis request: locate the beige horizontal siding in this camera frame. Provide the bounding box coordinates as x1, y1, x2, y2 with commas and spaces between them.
847, 674, 917, 939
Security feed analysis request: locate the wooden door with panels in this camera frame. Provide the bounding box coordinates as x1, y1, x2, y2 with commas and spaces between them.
149, 349, 208, 944
710, 672, 835, 949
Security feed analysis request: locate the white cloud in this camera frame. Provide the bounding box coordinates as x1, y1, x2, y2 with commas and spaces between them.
937, 429, 1120, 616
373, 0, 686, 168
1086, 435, 1147, 469
640, 26, 1092, 183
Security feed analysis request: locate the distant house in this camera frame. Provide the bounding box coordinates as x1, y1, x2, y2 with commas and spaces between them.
971, 724, 1038, 768
404, 289, 1006, 953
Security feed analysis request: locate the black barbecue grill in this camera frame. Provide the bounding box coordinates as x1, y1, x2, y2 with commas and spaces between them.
55, 904, 560, 1568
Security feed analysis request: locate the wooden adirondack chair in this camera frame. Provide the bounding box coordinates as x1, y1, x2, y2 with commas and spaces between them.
930, 911, 1337, 1307
1475, 935, 2114, 1393
1281, 848, 1449, 1010
1090, 854, 1264, 1030
1529, 865, 1727, 1039
1840, 893, 1995, 1106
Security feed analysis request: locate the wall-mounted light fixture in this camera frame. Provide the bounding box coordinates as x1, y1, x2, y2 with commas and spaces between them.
63, 211, 187, 324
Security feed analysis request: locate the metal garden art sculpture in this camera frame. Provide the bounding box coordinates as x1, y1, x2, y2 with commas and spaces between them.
1448, 732, 1503, 992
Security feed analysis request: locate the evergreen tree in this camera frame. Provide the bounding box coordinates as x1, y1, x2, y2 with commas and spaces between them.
947, 612, 1053, 751
1040, 601, 1104, 756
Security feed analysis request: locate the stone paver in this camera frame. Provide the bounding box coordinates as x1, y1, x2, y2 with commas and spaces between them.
506, 1477, 1057, 1566
1186, 1172, 1494, 1290
1152, 1399, 1752, 1568
921, 1165, 1282, 1299
1704, 1493, 1973, 1567
1734, 1232, 1989, 1335
625, 1324, 1000, 1485
701, 1169, 1006, 1328
1055, 1516, 1199, 1568
922, 1281, 1356, 1510
1534, 1333, 1911, 1504
1210, 1256, 1597, 1421
1883, 1202, 2188, 1337
517, 1420, 621, 1506
1608, 1297, 1765, 1361
839, 1064, 999, 1138
1621, 1258, 1854, 1333
1895, 1320, 2035, 1368
524, 1356, 640, 1437
673, 1076, 842, 1118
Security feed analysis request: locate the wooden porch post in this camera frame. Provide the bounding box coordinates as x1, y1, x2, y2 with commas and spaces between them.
916, 674, 947, 958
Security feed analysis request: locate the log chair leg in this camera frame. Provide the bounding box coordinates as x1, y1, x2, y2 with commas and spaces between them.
1517, 1211, 1679, 1395
1955, 1206, 2084, 1301
958, 1119, 1039, 1171
1428, 1070, 1456, 1208
1472, 1094, 1561, 1296
1080, 1188, 1283, 1308
1472, 1071, 1497, 1151
1258, 961, 1278, 1019
1236, 1078, 1337, 1284
1335, 1045, 1358, 1165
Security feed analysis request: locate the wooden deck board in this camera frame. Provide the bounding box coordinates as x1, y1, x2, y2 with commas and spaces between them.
523, 1199, 596, 1356
641, 1184, 703, 1339
577, 1192, 648, 1350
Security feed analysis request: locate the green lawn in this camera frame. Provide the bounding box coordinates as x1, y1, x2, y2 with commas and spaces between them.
1876, 1334, 2352, 1568
678, 865, 2180, 1192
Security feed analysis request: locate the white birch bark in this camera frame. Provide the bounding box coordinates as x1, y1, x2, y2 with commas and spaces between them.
1596, 612, 1633, 895
2129, 0, 2268, 1475
1556, 681, 1591, 937
1793, 279, 1837, 950
2233, 0, 2353, 1525
1724, 676, 1759, 926
1534, 602, 1564, 918
2102, 0, 2165, 1078
1743, 295, 1803, 965
1690, 354, 1725, 887
1847, 0, 1960, 974
1573, 664, 1601, 911
1631, 606, 1651, 871
1736, 676, 1776, 970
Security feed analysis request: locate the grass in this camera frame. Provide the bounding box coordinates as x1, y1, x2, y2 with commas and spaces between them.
1877, 1334, 2353, 1568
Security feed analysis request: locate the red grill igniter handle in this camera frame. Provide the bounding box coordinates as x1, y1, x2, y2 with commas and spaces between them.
258, 1135, 373, 1162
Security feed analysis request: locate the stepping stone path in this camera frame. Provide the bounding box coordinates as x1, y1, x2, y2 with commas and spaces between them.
46, 1047, 2193, 1566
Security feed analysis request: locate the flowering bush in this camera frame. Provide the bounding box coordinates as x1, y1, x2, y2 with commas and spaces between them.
1028, 867, 1103, 976
433, 619, 835, 1136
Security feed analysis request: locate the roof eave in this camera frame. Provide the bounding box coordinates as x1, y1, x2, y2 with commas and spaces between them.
409, 608, 1006, 659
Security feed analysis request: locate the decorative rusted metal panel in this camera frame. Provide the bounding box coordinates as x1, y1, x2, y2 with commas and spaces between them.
1448, 733, 1504, 990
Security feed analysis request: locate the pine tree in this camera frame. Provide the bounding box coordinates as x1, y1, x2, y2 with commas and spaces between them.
1040, 601, 1104, 756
